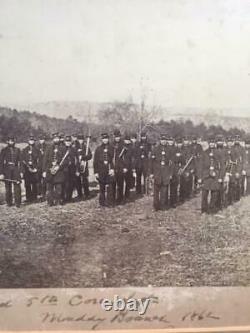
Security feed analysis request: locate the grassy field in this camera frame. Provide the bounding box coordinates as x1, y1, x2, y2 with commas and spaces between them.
0, 186, 249, 288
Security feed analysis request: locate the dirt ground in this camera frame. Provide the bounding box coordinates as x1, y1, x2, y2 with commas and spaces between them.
0, 182, 249, 288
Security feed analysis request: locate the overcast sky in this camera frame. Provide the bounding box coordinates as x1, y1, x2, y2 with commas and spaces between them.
1, 0, 250, 115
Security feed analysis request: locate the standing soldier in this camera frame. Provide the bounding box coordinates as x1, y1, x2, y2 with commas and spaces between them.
119, 134, 134, 202
130, 132, 138, 190
224, 136, 242, 206
21, 135, 40, 203
182, 135, 194, 198
170, 137, 187, 206
93, 133, 115, 207
37, 134, 47, 201
242, 135, 250, 195
134, 131, 151, 195
0, 136, 23, 207
70, 133, 82, 200
233, 135, 244, 201
112, 129, 124, 204
215, 134, 227, 210
42, 132, 69, 206
197, 136, 224, 214
190, 135, 203, 194
63, 135, 79, 203
149, 134, 173, 211
76, 134, 92, 199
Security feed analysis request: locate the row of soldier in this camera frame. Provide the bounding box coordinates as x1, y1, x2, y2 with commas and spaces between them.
0, 131, 250, 213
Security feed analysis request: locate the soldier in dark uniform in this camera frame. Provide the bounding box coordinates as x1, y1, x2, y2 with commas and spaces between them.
21, 135, 40, 203
170, 137, 186, 207
76, 134, 92, 199
0, 136, 22, 207
42, 132, 69, 206
215, 134, 227, 210
37, 134, 47, 201
93, 133, 115, 207
233, 135, 244, 201
190, 135, 203, 194
62, 135, 79, 203
130, 132, 138, 189
119, 134, 134, 202
182, 135, 193, 199
70, 133, 82, 199
111, 129, 124, 204
224, 136, 242, 206
134, 131, 151, 195
149, 134, 174, 211
242, 136, 250, 195
197, 136, 225, 214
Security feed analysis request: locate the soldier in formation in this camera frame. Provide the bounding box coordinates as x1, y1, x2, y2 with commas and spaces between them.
0, 131, 249, 213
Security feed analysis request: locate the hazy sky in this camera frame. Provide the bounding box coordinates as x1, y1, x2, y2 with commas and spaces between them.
1, 0, 250, 114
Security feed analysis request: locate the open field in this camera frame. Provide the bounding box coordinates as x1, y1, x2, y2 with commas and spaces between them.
0, 186, 249, 288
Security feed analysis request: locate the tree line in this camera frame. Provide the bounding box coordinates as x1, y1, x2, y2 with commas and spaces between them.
0, 104, 247, 143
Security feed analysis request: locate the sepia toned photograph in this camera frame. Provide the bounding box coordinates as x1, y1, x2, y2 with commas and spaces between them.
0, 0, 250, 331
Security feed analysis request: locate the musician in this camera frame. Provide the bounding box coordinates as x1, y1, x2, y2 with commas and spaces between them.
76, 133, 92, 199
149, 134, 174, 211
242, 136, 250, 195
197, 136, 225, 214
21, 135, 40, 203
42, 132, 69, 206
134, 131, 151, 195
0, 136, 22, 207
112, 129, 124, 204
37, 134, 47, 201
93, 133, 115, 207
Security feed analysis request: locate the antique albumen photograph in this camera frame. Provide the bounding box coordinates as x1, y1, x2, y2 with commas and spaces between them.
0, 0, 250, 294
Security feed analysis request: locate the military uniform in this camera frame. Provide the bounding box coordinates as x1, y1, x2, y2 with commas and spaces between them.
119, 135, 134, 202
76, 134, 92, 199
197, 139, 225, 214
190, 136, 203, 194
70, 135, 82, 199
42, 133, 69, 206
112, 130, 124, 204
134, 133, 151, 194
21, 137, 40, 202
215, 135, 227, 209
150, 134, 174, 210
37, 137, 47, 200
93, 133, 115, 206
170, 139, 187, 206
224, 137, 242, 206
0, 137, 22, 207
242, 137, 250, 195
63, 136, 79, 203
182, 138, 194, 199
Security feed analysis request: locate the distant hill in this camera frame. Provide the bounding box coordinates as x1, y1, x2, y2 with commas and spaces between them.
11, 101, 250, 133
